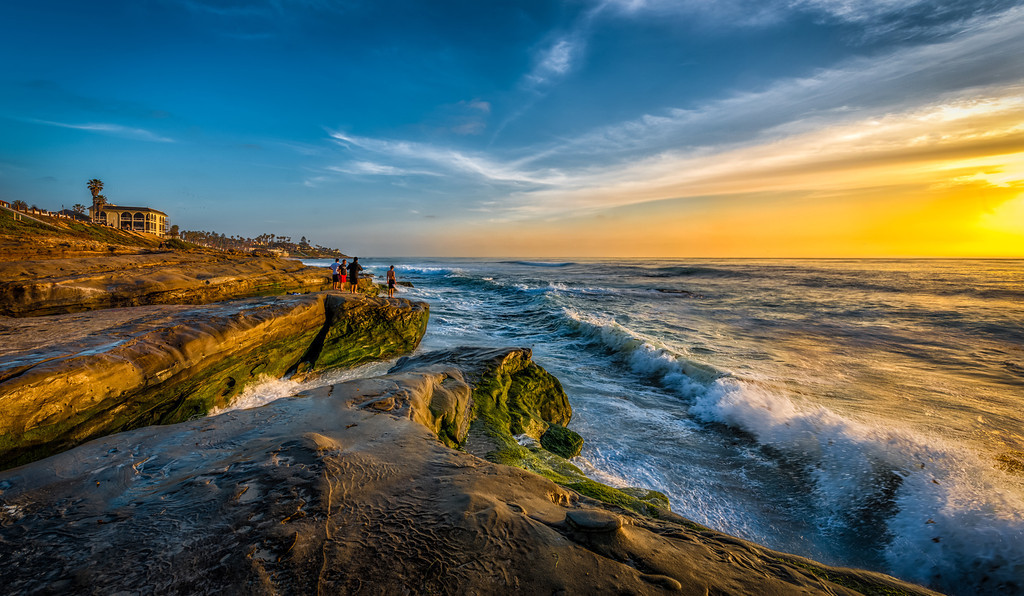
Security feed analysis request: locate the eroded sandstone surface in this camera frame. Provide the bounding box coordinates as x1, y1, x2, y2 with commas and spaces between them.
0, 348, 940, 596
0, 252, 348, 317
0, 293, 428, 469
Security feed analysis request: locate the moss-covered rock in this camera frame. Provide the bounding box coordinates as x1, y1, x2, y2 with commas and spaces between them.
388, 347, 677, 518
540, 423, 584, 458
313, 294, 426, 369
0, 293, 429, 470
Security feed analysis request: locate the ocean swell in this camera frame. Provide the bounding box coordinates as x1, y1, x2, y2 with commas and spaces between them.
560, 307, 721, 391
691, 377, 1024, 595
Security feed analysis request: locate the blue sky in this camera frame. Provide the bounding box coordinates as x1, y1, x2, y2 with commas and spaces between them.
1, 0, 1022, 256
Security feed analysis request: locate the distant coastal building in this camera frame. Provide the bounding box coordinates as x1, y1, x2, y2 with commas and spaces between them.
90, 199, 168, 237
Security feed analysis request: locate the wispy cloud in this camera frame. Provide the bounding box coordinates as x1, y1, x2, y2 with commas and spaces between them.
526, 38, 582, 87
594, 0, 1020, 37
463, 100, 491, 114
518, 4, 1024, 165
316, 5, 1024, 223
327, 130, 559, 186
509, 91, 1024, 216
327, 161, 442, 177
29, 119, 175, 143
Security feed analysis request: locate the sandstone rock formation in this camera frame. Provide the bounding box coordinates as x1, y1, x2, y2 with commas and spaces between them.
0, 252, 368, 317
381, 348, 674, 516
0, 294, 428, 469
0, 349, 941, 596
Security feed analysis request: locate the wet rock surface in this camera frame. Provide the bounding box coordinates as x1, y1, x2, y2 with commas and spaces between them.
0, 293, 428, 469
0, 350, 941, 596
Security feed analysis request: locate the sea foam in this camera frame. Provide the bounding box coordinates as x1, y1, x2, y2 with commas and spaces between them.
558, 306, 1024, 594
693, 377, 1024, 594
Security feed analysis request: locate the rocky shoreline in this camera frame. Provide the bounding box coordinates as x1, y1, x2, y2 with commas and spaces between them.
0, 249, 942, 595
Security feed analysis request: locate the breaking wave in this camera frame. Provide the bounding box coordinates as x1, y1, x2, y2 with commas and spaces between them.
692, 378, 1024, 595
555, 305, 1024, 595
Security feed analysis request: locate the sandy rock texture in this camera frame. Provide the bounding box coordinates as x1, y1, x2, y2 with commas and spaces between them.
0, 293, 428, 469
0, 252, 342, 317
0, 349, 940, 596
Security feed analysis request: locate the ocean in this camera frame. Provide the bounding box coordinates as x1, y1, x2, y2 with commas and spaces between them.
254, 258, 1023, 595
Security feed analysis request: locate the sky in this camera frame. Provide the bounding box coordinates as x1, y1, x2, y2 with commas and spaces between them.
1, 0, 1022, 257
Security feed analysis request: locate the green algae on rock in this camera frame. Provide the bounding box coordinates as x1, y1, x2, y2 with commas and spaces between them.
540, 423, 584, 458
386, 347, 671, 517
0, 367, 942, 596
0, 293, 428, 470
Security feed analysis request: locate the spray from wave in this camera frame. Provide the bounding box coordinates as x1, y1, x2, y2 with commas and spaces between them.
556, 305, 1024, 594
209, 360, 399, 415
692, 377, 1024, 594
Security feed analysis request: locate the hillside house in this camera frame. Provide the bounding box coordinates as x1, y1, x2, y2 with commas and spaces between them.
90, 200, 168, 237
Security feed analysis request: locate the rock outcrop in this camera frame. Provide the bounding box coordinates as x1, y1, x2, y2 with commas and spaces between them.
0, 294, 428, 469
0, 350, 940, 596
381, 348, 670, 516
0, 252, 355, 317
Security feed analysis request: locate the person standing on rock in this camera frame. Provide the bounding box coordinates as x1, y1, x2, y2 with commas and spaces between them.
347, 257, 363, 293
329, 258, 342, 290
386, 265, 397, 298
339, 259, 348, 293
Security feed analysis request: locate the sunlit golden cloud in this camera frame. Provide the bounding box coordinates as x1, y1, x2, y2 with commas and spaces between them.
509, 89, 1024, 213
409, 87, 1024, 257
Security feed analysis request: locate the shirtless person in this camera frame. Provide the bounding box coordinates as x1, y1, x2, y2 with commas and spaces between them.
386, 265, 397, 298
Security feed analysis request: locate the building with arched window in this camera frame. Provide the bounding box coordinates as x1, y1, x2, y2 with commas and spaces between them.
90, 203, 168, 237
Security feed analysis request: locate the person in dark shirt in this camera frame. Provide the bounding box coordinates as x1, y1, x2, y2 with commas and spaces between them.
347, 257, 363, 293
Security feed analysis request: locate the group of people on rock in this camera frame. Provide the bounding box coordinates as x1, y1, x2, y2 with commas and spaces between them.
329, 257, 399, 298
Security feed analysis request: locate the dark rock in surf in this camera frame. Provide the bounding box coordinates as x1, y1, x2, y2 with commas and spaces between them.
541, 424, 584, 458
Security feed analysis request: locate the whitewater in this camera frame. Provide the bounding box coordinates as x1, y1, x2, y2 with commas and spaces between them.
287, 258, 1024, 595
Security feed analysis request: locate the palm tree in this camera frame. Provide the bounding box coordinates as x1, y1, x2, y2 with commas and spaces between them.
72, 204, 86, 214
93, 194, 108, 223
87, 179, 103, 198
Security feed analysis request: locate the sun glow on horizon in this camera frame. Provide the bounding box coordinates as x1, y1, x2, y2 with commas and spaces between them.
424, 90, 1024, 257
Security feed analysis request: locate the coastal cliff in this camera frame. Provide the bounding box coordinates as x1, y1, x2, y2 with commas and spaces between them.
0, 293, 428, 469
0, 252, 344, 317
0, 347, 940, 596
0, 234, 941, 594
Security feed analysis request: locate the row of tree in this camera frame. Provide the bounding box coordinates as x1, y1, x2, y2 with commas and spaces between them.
6, 178, 103, 215
7, 200, 88, 214
179, 230, 343, 257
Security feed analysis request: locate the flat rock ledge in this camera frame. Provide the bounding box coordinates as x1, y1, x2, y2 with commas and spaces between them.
0, 252, 367, 317
0, 347, 941, 596
0, 293, 428, 469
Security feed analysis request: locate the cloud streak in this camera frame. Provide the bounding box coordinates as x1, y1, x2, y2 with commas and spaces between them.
29, 119, 175, 143
594, 0, 1020, 37
316, 5, 1024, 223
